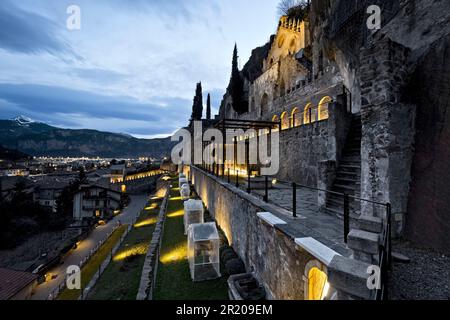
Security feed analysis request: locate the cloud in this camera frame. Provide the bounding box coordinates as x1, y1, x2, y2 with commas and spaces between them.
107, 0, 209, 22
0, 0, 281, 137
0, 1, 73, 56
0, 83, 190, 137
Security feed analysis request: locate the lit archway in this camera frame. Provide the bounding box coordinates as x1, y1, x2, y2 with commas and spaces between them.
291, 108, 300, 127
303, 103, 313, 124
318, 96, 332, 121
281, 112, 290, 130
303, 260, 329, 300
272, 115, 279, 132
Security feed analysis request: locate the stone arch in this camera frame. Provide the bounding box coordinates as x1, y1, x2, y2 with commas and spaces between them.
281, 111, 289, 130
272, 115, 279, 132
303, 103, 313, 124
318, 96, 332, 121
260, 93, 269, 118
303, 260, 329, 300
291, 107, 300, 127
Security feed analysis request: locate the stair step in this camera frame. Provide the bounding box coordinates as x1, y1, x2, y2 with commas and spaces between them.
336, 173, 359, 180
341, 156, 361, 162
340, 162, 361, 168
328, 196, 362, 206
340, 164, 361, 169
333, 184, 358, 192
345, 148, 361, 153
333, 183, 357, 190
334, 177, 358, 184
343, 149, 361, 154
347, 142, 361, 148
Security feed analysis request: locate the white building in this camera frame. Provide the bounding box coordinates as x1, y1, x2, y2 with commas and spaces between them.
73, 185, 122, 221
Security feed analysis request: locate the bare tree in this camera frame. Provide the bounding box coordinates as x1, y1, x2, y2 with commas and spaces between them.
277, 0, 310, 17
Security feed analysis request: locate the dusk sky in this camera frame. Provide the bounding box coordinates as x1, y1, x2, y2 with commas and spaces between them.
0, 0, 280, 139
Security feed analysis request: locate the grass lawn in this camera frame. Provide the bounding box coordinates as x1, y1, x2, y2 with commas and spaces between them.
57, 224, 128, 300
88, 199, 162, 300
153, 179, 229, 300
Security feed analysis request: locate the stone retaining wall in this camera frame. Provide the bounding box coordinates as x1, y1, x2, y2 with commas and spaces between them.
136, 182, 170, 300
277, 100, 351, 186
186, 166, 371, 300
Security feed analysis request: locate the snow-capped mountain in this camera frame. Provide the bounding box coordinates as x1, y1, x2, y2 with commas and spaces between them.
12, 115, 36, 126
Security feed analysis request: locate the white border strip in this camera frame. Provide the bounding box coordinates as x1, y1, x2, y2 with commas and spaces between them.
295, 237, 340, 266
257, 212, 287, 227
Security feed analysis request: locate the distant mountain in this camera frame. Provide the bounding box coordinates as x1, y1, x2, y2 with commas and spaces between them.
0, 118, 175, 158
0, 145, 31, 161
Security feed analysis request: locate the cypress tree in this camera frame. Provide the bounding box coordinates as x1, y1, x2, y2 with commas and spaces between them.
191, 82, 203, 120
229, 44, 247, 114
206, 93, 211, 120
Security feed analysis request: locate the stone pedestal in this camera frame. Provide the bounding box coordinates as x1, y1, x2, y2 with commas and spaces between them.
327, 255, 375, 300
317, 160, 336, 209
347, 229, 380, 264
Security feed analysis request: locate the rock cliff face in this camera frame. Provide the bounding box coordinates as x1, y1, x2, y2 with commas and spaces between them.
0, 119, 174, 158
311, 0, 450, 250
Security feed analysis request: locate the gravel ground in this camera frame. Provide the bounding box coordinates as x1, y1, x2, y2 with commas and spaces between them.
0, 229, 78, 271
390, 239, 450, 300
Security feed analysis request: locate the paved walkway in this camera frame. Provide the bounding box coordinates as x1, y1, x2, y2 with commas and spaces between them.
30, 194, 149, 300
249, 182, 352, 256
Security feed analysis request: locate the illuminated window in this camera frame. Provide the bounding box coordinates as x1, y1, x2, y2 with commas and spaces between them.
308, 267, 328, 300
272, 115, 279, 132
303, 260, 329, 300
303, 103, 313, 124
291, 108, 300, 127
318, 96, 332, 121
95, 210, 100, 217
281, 112, 290, 130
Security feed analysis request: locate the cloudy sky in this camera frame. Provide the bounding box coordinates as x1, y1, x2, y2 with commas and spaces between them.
0, 0, 280, 138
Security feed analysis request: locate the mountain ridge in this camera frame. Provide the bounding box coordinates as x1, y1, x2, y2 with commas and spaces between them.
0, 118, 175, 158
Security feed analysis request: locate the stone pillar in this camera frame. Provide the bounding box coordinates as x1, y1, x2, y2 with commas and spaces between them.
327, 97, 352, 163
327, 255, 375, 300
317, 160, 336, 209
317, 97, 351, 210
359, 34, 415, 236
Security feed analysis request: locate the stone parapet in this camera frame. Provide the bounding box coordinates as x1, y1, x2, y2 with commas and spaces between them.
327, 255, 374, 300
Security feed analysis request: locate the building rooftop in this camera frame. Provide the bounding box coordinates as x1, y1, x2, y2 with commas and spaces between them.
0, 268, 37, 300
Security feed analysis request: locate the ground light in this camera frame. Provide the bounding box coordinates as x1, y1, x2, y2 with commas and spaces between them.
134, 217, 158, 228
160, 246, 188, 264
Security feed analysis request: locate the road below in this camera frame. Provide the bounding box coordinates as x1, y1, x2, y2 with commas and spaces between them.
30, 194, 149, 300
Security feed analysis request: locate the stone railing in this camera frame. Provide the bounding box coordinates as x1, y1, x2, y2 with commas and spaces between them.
187, 165, 382, 300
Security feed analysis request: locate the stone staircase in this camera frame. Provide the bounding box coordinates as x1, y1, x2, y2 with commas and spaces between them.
326, 114, 362, 218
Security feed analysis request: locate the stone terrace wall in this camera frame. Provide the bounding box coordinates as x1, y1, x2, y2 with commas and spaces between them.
277, 101, 351, 186
359, 34, 415, 235
187, 166, 344, 300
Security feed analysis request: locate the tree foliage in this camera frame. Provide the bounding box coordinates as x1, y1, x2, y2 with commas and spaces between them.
0, 182, 55, 249
206, 93, 212, 120
191, 82, 203, 120
277, 0, 310, 20
229, 44, 248, 114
